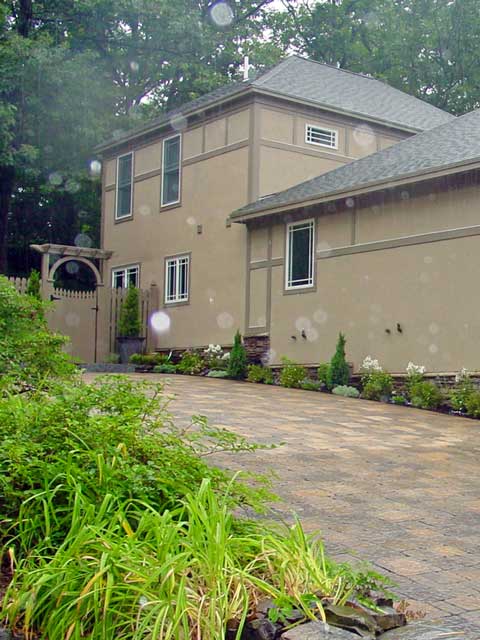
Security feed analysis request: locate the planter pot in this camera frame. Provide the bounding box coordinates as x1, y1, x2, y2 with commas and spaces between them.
117, 336, 146, 364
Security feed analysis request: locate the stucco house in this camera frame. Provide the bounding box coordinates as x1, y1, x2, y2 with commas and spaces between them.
97, 55, 468, 373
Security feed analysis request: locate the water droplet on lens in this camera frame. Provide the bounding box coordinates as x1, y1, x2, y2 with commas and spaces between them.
74, 233, 92, 248
89, 160, 102, 176
48, 171, 63, 186
209, 0, 234, 27
217, 312, 234, 329
150, 311, 171, 334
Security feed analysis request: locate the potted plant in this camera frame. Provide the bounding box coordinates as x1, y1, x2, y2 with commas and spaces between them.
117, 286, 145, 363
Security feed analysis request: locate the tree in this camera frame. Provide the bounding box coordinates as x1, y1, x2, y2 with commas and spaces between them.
26, 269, 41, 299
327, 333, 350, 389
228, 330, 247, 379
118, 286, 141, 337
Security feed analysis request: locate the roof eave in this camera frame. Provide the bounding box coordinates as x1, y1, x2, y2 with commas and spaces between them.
231, 156, 480, 224
94, 84, 254, 155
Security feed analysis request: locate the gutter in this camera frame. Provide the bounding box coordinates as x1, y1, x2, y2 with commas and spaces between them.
230, 156, 480, 224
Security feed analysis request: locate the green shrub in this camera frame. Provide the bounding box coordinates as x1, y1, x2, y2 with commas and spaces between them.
153, 363, 177, 374
362, 371, 393, 401
227, 330, 247, 380
106, 353, 120, 364
207, 369, 229, 378
409, 381, 443, 410
450, 370, 475, 412
117, 286, 141, 337
392, 395, 407, 405
177, 350, 204, 375
327, 333, 350, 390
300, 378, 323, 391
332, 385, 360, 398
247, 364, 274, 384
0, 276, 75, 391
465, 391, 480, 418
279, 357, 307, 389
130, 352, 169, 366
26, 269, 41, 300
317, 362, 330, 386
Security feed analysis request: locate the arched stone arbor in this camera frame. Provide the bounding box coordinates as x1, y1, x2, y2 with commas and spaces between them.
30, 243, 113, 291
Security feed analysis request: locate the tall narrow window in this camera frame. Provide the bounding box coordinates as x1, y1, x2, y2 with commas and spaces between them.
165, 255, 189, 303
286, 220, 315, 289
162, 134, 181, 206
112, 264, 139, 289
116, 153, 133, 219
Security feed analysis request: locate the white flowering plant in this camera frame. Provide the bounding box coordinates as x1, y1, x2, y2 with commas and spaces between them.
203, 344, 226, 369
406, 362, 426, 378
361, 356, 383, 373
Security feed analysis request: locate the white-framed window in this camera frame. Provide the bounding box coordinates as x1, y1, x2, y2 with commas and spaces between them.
161, 134, 181, 206
165, 254, 189, 303
112, 264, 139, 289
286, 220, 315, 290
115, 152, 134, 219
305, 124, 338, 149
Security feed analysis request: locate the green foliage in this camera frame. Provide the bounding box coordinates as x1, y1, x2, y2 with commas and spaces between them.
130, 352, 169, 366
0, 376, 273, 550
317, 362, 330, 386
362, 371, 394, 401
327, 333, 350, 390
207, 369, 229, 378
450, 373, 475, 413
247, 364, 274, 385
409, 381, 444, 410
106, 353, 120, 364
332, 385, 360, 398
177, 350, 204, 375
0, 276, 75, 390
300, 378, 323, 392
465, 391, 480, 418
392, 395, 407, 405
25, 269, 41, 299
153, 364, 177, 374
117, 286, 141, 337
227, 331, 247, 380
279, 357, 307, 389
2, 480, 390, 640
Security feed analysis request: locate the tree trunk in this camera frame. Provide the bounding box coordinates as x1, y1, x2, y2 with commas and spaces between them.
0, 166, 15, 274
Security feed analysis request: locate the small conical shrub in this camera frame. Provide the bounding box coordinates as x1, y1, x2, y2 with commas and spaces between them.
327, 332, 350, 389
26, 270, 41, 300
118, 286, 141, 337
227, 330, 247, 379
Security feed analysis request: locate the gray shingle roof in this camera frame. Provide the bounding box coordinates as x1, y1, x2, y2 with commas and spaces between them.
232, 108, 480, 220
253, 56, 453, 132
97, 56, 453, 152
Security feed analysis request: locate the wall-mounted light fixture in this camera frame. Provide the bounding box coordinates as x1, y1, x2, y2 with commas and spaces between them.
397, 323, 403, 334
301, 329, 307, 339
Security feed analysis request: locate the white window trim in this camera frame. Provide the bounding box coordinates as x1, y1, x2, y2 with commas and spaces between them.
161, 133, 182, 207
164, 254, 189, 304
285, 219, 315, 290
305, 124, 338, 150
115, 151, 134, 220
111, 264, 140, 288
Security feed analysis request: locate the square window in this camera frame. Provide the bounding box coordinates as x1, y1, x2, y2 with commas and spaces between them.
112, 264, 139, 289
286, 220, 315, 289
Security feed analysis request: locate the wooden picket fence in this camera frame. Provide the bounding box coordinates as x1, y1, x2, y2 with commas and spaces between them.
8, 276, 28, 294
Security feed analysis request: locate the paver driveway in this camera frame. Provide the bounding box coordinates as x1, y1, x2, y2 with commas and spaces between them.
89, 373, 480, 634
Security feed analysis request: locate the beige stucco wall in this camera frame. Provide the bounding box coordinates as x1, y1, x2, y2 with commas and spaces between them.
257, 105, 405, 197
100, 95, 410, 358
248, 177, 480, 373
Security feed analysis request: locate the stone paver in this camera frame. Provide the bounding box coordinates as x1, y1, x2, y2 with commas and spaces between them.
87, 373, 480, 635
